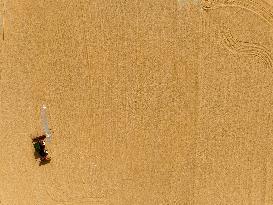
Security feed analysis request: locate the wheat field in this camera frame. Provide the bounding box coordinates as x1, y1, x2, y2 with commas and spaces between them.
0, 0, 273, 204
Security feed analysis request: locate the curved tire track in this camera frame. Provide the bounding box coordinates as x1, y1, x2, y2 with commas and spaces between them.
201, 0, 273, 68
220, 26, 273, 68
202, 0, 273, 25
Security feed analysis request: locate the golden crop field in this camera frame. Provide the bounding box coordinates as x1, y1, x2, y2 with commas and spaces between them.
0, 0, 273, 204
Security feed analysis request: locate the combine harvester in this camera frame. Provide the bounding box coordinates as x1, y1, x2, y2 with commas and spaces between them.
32, 105, 52, 165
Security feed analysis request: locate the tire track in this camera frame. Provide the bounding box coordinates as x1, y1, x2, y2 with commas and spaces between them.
220, 26, 273, 68
0, 1, 5, 41
201, 0, 273, 68
236, 0, 273, 24
0, 1, 5, 81
201, 0, 273, 26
